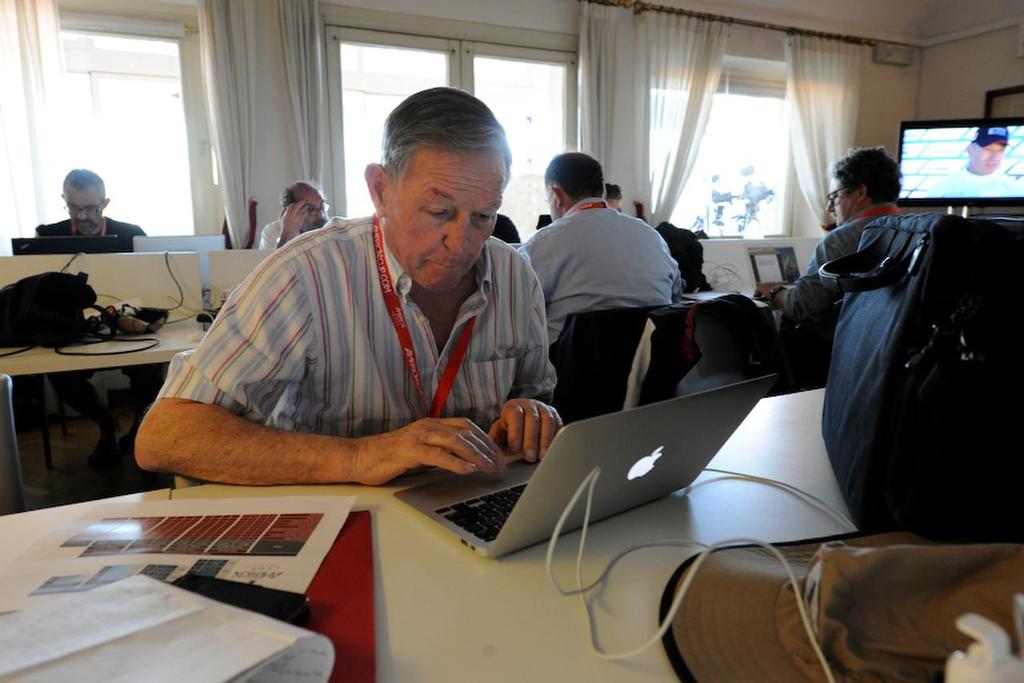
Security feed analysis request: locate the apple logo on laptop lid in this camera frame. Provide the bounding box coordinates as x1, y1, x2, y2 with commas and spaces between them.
627, 446, 664, 481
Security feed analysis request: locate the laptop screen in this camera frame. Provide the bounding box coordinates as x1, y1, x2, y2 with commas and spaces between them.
747, 245, 800, 284
12, 235, 133, 255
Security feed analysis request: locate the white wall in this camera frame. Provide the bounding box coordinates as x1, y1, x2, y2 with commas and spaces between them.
854, 54, 920, 154
917, 25, 1024, 119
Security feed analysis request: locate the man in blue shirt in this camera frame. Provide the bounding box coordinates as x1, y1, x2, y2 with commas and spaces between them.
520, 153, 682, 343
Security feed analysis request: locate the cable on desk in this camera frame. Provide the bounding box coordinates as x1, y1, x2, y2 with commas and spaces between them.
55, 336, 159, 356
162, 251, 185, 312
94, 250, 190, 315
0, 345, 35, 358
700, 467, 856, 531
58, 252, 83, 273
543, 466, 850, 683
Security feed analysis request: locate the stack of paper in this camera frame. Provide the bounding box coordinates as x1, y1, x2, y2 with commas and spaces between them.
0, 575, 333, 683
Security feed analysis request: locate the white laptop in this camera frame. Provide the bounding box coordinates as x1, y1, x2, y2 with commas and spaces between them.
747, 245, 800, 285
395, 374, 776, 558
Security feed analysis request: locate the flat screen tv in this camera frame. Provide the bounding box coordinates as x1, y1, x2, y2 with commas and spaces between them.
897, 117, 1024, 207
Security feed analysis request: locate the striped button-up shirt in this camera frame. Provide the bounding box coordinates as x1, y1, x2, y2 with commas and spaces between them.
159, 216, 556, 437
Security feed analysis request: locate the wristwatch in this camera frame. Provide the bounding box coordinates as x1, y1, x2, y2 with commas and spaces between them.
767, 285, 787, 304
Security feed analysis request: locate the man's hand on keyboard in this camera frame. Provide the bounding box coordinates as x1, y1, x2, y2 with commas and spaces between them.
354, 417, 502, 485
488, 398, 563, 463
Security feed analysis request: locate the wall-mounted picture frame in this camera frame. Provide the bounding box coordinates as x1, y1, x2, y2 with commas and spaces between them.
985, 85, 1024, 117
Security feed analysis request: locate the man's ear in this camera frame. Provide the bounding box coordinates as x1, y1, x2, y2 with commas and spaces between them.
550, 185, 571, 214
101, 198, 110, 211
364, 164, 389, 217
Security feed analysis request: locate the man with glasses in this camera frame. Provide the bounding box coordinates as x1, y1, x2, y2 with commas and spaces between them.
33, 169, 158, 467
37, 168, 145, 240
258, 182, 329, 249
754, 146, 901, 386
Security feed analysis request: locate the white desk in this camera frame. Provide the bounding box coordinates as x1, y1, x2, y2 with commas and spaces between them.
0, 323, 203, 377
183, 389, 842, 681
0, 250, 205, 379
0, 390, 843, 681
1, 253, 206, 466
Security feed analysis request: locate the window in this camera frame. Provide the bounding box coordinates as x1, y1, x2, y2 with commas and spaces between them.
326, 27, 576, 242
670, 57, 789, 238
55, 32, 195, 236
471, 47, 574, 242
335, 31, 454, 219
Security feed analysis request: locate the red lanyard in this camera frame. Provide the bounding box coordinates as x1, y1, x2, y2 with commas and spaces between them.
71, 218, 106, 236
372, 216, 476, 418
564, 200, 607, 218
852, 206, 900, 220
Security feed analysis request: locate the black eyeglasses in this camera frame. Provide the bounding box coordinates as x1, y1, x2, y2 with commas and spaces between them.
65, 202, 105, 216
825, 189, 844, 206
300, 202, 329, 215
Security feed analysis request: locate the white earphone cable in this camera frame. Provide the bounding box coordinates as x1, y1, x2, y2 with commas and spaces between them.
544, 466, 847, 683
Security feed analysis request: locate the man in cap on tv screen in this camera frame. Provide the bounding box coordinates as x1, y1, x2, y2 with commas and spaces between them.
929, 126, 1023, 198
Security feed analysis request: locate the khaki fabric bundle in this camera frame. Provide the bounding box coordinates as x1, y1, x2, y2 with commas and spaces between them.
662, 533, 1024, 682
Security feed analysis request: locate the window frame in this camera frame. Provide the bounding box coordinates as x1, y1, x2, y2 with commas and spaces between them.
323, 23, 578, 217
57, 13, 219, 236
324, 26, 459, 217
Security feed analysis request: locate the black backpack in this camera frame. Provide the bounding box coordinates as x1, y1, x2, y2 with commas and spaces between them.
655, 222, 711, 293
821, 213, 1024, 541
0, 272, 102, 348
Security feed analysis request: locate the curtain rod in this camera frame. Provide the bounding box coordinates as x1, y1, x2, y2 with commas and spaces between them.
581, 0, 879, 47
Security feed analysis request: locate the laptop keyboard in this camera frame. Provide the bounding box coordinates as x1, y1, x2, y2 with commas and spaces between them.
435, 484, 526, 543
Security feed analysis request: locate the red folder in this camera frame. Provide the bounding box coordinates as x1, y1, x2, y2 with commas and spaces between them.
304, 510, 375, 683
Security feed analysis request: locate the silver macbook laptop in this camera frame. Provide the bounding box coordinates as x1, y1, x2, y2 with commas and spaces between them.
395, 374, 776, 558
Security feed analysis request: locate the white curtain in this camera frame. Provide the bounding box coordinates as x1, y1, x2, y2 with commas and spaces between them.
578, 4, 725, 224
578, 2, 623, 171
198, 0, 256, 248
578, 3, 639, 206
786, 35, 862, 226
277, 0, 325, 184
0, 0, 63, 253
635, 13, 727, 227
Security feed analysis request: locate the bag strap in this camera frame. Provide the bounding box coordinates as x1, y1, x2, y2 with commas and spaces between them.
819, 230, 927, 293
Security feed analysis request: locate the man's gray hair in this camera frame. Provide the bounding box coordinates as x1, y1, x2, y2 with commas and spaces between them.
381, 87, 511, 180
63, 169, 105, 196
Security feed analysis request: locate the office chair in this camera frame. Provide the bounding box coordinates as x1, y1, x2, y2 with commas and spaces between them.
624, 305, 748, 407
0, 375, 27, 514
624, 295, 793, 407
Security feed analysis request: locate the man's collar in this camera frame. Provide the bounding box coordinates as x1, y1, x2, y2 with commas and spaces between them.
845, 202, 899, 224
567, 196, 606, 213
552, 196, 607, 223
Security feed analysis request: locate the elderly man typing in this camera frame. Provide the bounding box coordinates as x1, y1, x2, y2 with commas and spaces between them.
136, 88, 561, 485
